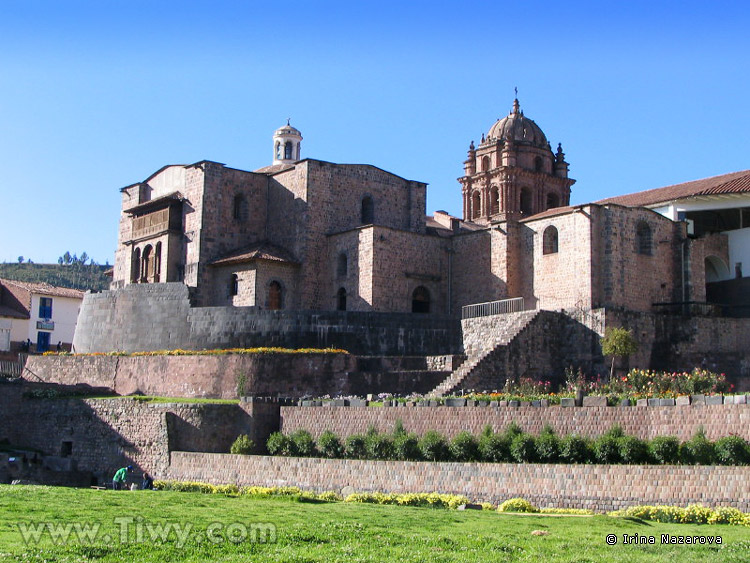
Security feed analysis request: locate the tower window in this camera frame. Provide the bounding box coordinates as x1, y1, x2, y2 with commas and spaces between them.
131, 248, 141, 283
543, 226, 559, 255
284, 141, 293, 160
490, 186, 499, 215
636, 221, 652, 255
233, 194, 247, 222
534, 156, 543, 172
361, 196, 374, 224
481, 156, 490, 172
337, 287, 347, 311
337, 253, 348, 278
268, 281, 282, 310
141, 245, 153, 283
546, 192, 560, 210
275, 141, 281, 160
472, 191, 481, 219
230, 274, 239, 297
520, 188, 533, 216
412, 286, 430, 314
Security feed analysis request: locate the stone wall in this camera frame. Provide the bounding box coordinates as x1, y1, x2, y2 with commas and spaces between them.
167, 452, 750, 511
73, 283, 462, 355
279, 404, 750, 441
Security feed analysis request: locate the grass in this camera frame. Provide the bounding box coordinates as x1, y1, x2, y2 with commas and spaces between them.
0, 486, 748, 562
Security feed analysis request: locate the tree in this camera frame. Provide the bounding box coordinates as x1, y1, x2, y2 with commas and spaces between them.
601, 327, 638, 380
17, 256, 23, 264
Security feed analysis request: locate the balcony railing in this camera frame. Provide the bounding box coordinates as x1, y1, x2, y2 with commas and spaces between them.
462, 297, 525, 319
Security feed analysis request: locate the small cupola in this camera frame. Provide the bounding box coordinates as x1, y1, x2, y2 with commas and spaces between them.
273, 119, 303, 165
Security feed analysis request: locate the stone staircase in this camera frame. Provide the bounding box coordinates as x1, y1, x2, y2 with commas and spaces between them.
430, 310, 540, 396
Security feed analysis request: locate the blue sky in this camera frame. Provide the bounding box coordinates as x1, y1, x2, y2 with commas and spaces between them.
1, 1, 749, 264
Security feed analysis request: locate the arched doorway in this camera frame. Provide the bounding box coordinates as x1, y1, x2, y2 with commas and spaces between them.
337, 288, 347, 311
268, 281, 282, 310
411, 286, 430, 313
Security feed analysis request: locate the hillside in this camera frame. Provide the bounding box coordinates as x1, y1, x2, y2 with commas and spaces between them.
0, 262, 111, 291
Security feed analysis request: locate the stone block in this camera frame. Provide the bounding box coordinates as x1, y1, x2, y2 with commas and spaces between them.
489, 401, 499, 407
582, 396, 607, 407
647, 398, 660, 407
691, 394, 705, 405
531, 400, 541, 407
428, 400, 440, 407
520, 401, 530, 407
445, 398, 466, 407
659, 398, 675, 406
705, 395, 723, 405
619, 399, 631, 407
723, 396, 734, 405
734, 395, 747, 405
560, 398, 575, 407
539, 399, 549, 407
508, 400, 520, 407
675, 396, 690, 406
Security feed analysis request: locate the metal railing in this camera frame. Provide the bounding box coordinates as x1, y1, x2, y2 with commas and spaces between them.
462, 297, 525, 319
0, 360, 22, 379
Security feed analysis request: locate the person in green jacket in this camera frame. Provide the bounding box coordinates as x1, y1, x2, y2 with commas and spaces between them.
112, 465, 133, 490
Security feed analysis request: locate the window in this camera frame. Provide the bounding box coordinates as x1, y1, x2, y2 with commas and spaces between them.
490, 186, 499, 215
337, 253, 348, 278
154, 242, 162, 283
546, 193, 560, 210
268, 281, 282, 310
141, 245, 153, 282
230, 274, 239, 297
337, 288, 347, 311
411, 286, 430, 314
38, 297, 52, 319
520, 188, 533, 215
233, 194, 247, 222
481, 156, 490, 172
131, 248, 141, 283
636, 221, 652, 255
275, 141, 281, 160
543, 226, 559, 255
361, 196, 374, 224
284, 141, 293, 160
534, 156, 543, 172
472, 191, 481, 219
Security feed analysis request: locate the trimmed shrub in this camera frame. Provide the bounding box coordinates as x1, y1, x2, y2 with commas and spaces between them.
418, 430, 452, 461
680, 428, 715, 465
714, 436, 750, 466
649, 436, 680, 465
317, 430, 344, 459
682, 503, 713, 524
393, 432, 421, 461
510, 434, 537, 463
392, 419, 407, 436
497, 498, 539, 513
290, 429, 317, 457
618, 436, 650, 464
603, 424, 625, 439
230, 434, 255, 455
478, 431, 510, 463
503, 422, 524, 440
535, 425, 559, 463
365, 432, 395, 460
266, 432, 296, 456
345, 434, 368, 459
708, 507, 747, 525
558, 434, 590, 464
593, 434, 621, 464
450, 431, 480, 462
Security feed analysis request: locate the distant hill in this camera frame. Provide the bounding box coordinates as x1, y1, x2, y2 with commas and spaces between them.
0, 262, 111, 292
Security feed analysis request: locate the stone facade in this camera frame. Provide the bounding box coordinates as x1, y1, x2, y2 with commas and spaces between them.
168, 452, 750, 512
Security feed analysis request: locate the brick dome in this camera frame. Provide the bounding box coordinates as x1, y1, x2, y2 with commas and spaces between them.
486, 99, 548, 149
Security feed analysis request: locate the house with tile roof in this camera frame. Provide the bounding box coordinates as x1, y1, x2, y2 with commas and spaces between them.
0, 279, 84, 353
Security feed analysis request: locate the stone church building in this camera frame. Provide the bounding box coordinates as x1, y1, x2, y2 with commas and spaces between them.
110, 99, 742, 319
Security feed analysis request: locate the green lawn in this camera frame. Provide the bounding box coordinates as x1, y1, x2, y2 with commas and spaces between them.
0, 485, 748, 562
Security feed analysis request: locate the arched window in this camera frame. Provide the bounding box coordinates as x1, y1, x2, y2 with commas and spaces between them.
543, 226, 558, 255
337, 287, 347, 311
490, 186, 499, 215
546, 193, 560, 210
230, 274, 239, 297
472, 191, 481, 219
520, 188, 533, 215
284, 141, 293, 160
233, 194, 247, 222
481, 156, 491, 172
411, 286, 430, 314
275, 141, 281, 160
131, 248, 141, 283
295, 142, 301, 160
268, 281, 282, 310
154, 242, 162, 282
141, 245, 153, 283
636, 221, 652, 255
534, 156, 543, 172
337, 253, 348, 278
361, 196, 374, 224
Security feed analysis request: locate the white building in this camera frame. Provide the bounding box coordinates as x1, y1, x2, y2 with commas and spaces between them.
0, 279, 84, 352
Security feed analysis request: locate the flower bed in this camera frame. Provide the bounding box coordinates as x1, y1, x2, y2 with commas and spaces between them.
42, 347, 349, 357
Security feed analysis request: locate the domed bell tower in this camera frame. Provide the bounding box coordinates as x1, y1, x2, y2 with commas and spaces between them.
273, 120, 303, 165
460, 98, 574, 224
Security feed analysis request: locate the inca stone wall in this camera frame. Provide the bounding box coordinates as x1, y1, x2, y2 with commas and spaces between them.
167, 451, 750, 512
279, 403, 750, 442
73, 283, 462, 355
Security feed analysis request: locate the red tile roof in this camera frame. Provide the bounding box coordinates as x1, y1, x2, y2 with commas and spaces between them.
596, 170, 750, 207
0, 279, 85, 300
209, 241, 299, 266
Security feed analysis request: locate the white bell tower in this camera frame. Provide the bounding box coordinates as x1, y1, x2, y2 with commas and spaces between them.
272, 119, 303, 165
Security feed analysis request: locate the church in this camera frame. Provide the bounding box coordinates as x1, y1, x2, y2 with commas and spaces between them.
109, 98, 747, 319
